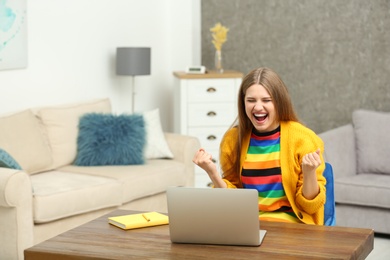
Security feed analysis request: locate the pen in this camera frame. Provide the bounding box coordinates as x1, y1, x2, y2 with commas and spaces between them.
142, 214, 150, 222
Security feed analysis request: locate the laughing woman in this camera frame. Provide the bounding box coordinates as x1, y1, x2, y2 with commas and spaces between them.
192, 67, 326, 225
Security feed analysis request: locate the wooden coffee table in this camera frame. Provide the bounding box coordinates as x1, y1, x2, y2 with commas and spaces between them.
25, 209, 374, 259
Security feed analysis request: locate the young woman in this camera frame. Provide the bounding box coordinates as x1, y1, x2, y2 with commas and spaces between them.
193, 67, 326, 225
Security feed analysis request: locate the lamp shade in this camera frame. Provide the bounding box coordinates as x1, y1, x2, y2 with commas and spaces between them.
116, 47, 151, 76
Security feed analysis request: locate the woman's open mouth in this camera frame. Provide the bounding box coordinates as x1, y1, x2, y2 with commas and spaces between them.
254, 113, 267, 123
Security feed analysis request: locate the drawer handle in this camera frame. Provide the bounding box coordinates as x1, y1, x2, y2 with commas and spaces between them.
207, 87, 216, 93
207, 135, 217, 140
207, 111, 217, 117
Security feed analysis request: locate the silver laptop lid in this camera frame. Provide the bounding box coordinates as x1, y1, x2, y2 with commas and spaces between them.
167, 187, 264, 246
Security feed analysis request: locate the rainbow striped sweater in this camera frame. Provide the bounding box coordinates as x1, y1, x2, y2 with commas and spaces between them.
241, 127, 300, 223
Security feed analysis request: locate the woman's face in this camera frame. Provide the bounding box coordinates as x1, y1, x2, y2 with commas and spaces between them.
244, 84, 279, 133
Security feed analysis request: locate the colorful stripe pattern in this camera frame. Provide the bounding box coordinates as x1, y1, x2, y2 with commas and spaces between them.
241, 127, 299, 223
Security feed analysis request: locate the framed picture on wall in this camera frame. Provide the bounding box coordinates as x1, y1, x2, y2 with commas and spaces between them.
0, 0, 27, 71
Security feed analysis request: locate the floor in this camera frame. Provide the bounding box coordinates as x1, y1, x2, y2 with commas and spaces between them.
195, 175, 390, 259
367, 235, 390, 259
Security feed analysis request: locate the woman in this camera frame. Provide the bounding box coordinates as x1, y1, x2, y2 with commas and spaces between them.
193, 67, 326, 225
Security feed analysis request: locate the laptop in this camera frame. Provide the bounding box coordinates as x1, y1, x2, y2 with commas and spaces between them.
166, 187, 267, 246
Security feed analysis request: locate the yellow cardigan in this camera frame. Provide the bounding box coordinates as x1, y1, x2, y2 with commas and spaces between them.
220, 121, 326, 225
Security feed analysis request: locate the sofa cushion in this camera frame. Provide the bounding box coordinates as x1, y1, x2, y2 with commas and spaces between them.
143, 109, 174, 159
30, 171, 122, 223
74, 113, 146, 166
335, 174, 390, 209
0, 110, 52, 174
59, 159, 187, 203
37, 99, 111, 169
353, 109, 390, 175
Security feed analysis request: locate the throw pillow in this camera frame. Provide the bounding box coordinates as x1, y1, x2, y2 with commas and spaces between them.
353, 109, 390, 175
74, 113, 146, 166
0, 148, 22, 170
143, 109, 174, 159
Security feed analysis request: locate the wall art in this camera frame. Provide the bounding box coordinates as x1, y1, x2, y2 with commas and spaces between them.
0, 0, 27, 70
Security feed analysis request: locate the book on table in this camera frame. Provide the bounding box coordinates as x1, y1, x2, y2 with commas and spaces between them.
108, 211, 169, 230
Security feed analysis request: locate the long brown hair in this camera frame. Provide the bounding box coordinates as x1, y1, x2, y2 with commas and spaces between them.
222, 67, 299, 182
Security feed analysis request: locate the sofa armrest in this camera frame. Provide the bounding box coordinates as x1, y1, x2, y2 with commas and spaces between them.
319, 124, 357, 178
164, 132, 201, 187
0, 168, 34, 259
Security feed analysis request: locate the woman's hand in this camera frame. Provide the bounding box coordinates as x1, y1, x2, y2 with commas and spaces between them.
192, 148, 227, 188
192, 148, 218, 176
301, 149, 321, 200
302, 148, 321, 174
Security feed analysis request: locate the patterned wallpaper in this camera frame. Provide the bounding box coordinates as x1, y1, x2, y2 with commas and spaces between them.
201, 0, 390, 133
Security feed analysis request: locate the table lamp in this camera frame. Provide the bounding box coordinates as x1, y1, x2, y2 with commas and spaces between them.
116, 47, 151, 112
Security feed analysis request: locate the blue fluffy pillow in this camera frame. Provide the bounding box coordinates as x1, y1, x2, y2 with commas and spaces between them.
0, 148, 22, 170
74, 113, 146, 166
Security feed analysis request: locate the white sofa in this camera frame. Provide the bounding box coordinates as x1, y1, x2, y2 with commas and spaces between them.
319, 109, 390, 234
0, 98, 200, 260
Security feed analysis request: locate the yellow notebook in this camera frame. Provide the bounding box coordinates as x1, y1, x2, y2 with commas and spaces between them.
108, 212, 169, 230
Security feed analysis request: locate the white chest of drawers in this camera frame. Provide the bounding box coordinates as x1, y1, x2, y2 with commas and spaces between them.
173, 70, 243, 187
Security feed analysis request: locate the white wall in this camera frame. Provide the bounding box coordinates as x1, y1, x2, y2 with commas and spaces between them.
0, 0, 200, 131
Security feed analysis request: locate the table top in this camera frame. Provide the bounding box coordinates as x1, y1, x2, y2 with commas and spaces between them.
25, 210, 374, 260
